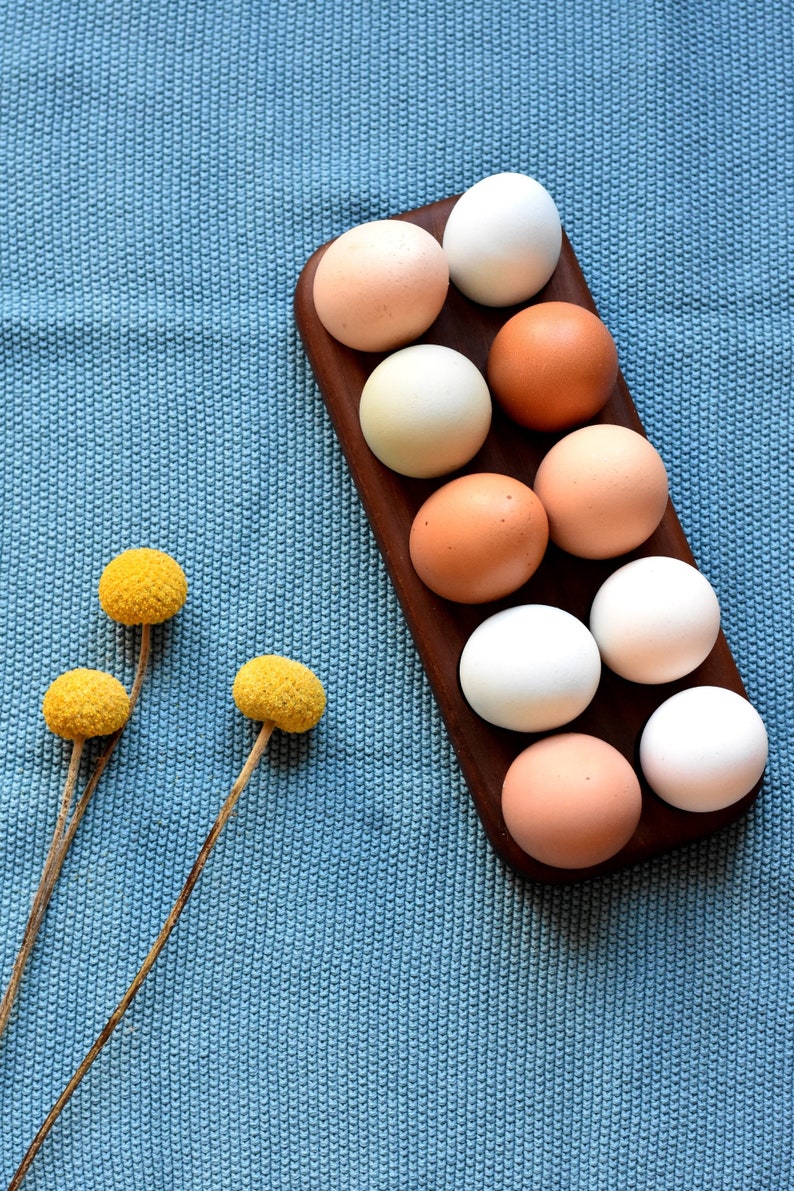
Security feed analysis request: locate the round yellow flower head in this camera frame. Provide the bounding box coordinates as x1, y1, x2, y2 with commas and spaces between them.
98, 548, 188, 626
42, 669, 131, 740
232, 655, 326, 733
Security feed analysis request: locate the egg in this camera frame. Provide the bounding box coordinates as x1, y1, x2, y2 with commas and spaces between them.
639, 685, 768, 812
358, 344, 492, 478
501, 733, 643, 868
589, 556, 721, 683
458, 604, 601, 732
312, 219, 449, 351
442, 172, 562, 306
532, 424, 669, 558
486, 301, 619, 431
409, 473, 549, 603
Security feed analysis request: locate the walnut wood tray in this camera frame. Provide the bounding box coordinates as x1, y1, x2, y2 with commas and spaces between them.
294, 195, 761, 882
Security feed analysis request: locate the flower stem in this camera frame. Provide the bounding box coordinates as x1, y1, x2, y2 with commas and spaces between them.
39, 623, 152, 904
0, 738, 84, 1040
0, 623, 152, 1043
9, 718, 275, 1191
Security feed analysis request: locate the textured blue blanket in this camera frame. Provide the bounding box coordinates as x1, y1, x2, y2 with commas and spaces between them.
1, 1, 791, 1187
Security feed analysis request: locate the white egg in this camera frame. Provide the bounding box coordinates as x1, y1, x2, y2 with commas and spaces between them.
442, 172, 562, 306
589, 556, 721, 683
639, 685, 768, 812
358, 343, 491, 478
458, 604, 601, 732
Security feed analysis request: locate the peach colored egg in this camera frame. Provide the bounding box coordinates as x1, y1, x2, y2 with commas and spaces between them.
501, 733, 642, 868
486, 301, 618, 431
532, 424, 669, 559
312, 219, 449, 352
409, 473, 549, 603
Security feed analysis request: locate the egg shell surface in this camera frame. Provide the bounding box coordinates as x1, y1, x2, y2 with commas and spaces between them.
501, 733, 643, 868
442, 172, 562, 306
639, 685, 768, 812
312, 219, 449, 352
532, 424, 669, 559
409, 473, 549, 603
589, 555, 721, 683
458, 603, 601, 732
486, 300, 619, 431
358, 343, 492, 478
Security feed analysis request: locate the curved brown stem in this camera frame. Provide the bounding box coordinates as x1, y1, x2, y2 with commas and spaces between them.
0, 624, 151, 1043
0, 737, 84, 1040
44, 623, 152, 888
9, 719, 274, 1190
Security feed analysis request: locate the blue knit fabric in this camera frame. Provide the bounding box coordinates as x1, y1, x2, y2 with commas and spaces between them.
1, 1, 792, 1187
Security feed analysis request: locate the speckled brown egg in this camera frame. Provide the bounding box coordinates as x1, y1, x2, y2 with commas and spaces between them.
409, 472, 549, 603
486, 300, 619, 431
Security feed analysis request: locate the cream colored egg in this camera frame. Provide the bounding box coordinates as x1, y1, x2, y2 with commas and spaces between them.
458, 603, 601, 732
589, 556, 721, 683
639, 685, 768, 812
442, 172, 562, 306
359, 344, 492, 478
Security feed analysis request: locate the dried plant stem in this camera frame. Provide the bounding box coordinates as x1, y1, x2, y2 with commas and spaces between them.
0, 738, 84, 1039
32, 624, 152, 925
0, 624, 152, 1043
9, 719, 275, 1191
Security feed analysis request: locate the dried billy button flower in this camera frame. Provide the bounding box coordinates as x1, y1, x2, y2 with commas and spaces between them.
42, 669, 131, 741
232, 654, 328, 733
10, 655, 326, 1189
98, 547, 188, 626
0, 549, 187, 1045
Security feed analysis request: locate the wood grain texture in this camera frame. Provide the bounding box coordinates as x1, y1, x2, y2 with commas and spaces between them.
294, 195, 761, 883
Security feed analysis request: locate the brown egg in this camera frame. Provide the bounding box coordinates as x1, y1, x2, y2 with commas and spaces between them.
409, 472, 549, 603
532, 424, 669, 558
312, 219, 449, 352
486, 300, 618, 431
501, 733, 642, 869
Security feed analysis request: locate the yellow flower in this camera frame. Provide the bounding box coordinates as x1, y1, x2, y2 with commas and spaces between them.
42, 669, 131, 740
232, 656, 326, 733
98, 548, 187, 626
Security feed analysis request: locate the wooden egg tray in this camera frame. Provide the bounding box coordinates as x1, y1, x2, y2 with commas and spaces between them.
294, 194, 762, 882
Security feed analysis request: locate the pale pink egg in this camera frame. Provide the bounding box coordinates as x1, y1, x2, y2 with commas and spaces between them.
312, 219, 449, 352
